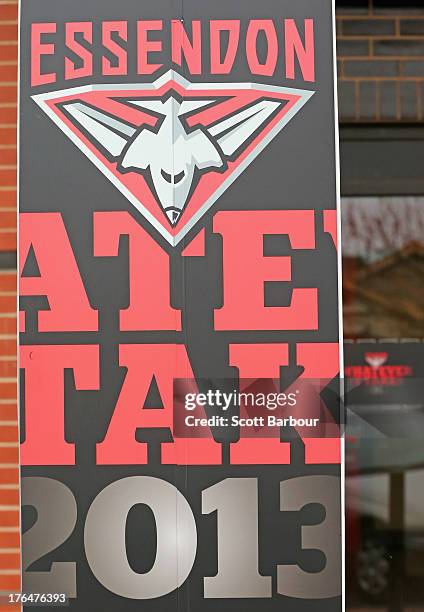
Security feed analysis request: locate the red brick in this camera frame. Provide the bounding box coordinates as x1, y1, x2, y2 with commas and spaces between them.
0, 389, 16, 403
0, 24, 18, 43
0, 528, 20, 548
0, 127, 16, 145
0, 64, 17, 82
0, 106, 16, 123
0, 147, 15, 165
0, 317, 16, 335
0, 510, 19, 527
0, 211, 15, 228
0, 330, 16, 350
0, 360, 16, 377
0, 317, 16, 333
0, 273, 15, 291
0, 470, 18, 485
0, 447, 17, 464
0, 574, 20, 591
0, 487, 18, 507
0, 510, 19, 526
0, 232, 16, 250
0, 4, 18, 21
0, 86, 16, 103
0, 43, 17, 62
0, 403, 17, 420
0, 168, 16, 185
0, 552, 19, 569
0, 427, 18, 443
0, 382, 16, 400
0, 313, 15, 328
0, 186, 16, 206
0, 295, 15, 311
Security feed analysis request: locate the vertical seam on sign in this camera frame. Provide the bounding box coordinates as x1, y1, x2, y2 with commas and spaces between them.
178, 7, 189, 612
175, 6, 181, 612
331, 2, 345, 612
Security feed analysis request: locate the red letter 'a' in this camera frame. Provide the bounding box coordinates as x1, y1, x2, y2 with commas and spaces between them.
214, 210, 317, 331
19, 213, 98, 332
94, 212, 181, 331
97, 344, 221, 465
20, 345, 99, 465
229, 343, 291, 465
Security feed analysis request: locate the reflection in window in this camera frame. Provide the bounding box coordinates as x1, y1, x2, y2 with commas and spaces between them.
342, 197, 424, 339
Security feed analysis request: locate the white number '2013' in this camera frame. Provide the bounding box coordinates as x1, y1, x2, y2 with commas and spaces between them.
22, 475, 341, 600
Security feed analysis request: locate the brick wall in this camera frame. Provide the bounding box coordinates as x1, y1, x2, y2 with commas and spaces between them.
0, 271, 18, 605
0, 0, 18, 604
0, 0, 16, 252
338, 2, 424, 121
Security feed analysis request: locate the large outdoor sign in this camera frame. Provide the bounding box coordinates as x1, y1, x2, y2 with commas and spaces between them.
18, 1, 342, 610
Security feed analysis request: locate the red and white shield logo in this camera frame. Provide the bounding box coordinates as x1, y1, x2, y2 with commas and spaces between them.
33, 70, 314, 245
365, 352, 389, 368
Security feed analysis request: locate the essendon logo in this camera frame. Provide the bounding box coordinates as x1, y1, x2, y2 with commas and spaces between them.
364, 352, 388, 368
345, 351, 413, 385
33, 71, 313, 244
30, 17, 316, 244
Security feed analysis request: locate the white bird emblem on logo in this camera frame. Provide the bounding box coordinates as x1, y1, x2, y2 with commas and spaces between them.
60, 94, 283, 225
32, 71, 314, 244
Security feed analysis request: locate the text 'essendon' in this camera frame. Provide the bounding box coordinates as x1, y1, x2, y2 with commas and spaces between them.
31, 18, 315, 86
